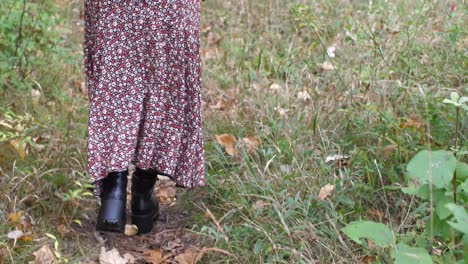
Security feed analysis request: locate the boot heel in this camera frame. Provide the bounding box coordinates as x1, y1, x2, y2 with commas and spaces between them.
96, 199, 126, 233
131, 211, 159, 234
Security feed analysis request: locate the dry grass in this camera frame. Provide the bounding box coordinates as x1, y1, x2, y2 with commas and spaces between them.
0, 0, 466, 263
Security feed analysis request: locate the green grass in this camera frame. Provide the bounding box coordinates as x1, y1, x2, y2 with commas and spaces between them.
0, 0, 466, 263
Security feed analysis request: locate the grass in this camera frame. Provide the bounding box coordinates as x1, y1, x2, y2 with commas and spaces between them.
0, 0, 466, 263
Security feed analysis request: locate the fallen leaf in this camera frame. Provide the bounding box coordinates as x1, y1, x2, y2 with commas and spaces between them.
368, 209, 388, 222
123, 253, 136, 264
269, 83, 281, 93
10, 138, 28, 159
0, 247, 7, 263
401, 116, 424, 130
209, 94, 236, 111
241, 135, 261, 152
31, 244, 56, 264
325, 154, 349, 163
164, 240, 183, 251
215, 134, 238, 156
99, 247, 127, 264
325, 154, 350, 168
20, 234, 34, 242
31, 88, 41, 105
273, 107, 289, 117
318, 61, 336, 71
252, 200, 269, 210
7, 230, 24, 240
157, 180, 177, 205
124, 225, 138, 236
317, 184, 335, 200
327, 45, 337, 58
174, 248, 203, 264
297, 90, 311, 101
209, 100, 226, 110
360, 255, 375, 264
367, 239, 377, 249
143, 248, 167, 264
8, 211, 23, 223
377, 144, 397, 161
57, 224, 67, 236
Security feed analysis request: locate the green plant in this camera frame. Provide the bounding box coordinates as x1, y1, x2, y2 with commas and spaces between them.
341, 92, 468, 263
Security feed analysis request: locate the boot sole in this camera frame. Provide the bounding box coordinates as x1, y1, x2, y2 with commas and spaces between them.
131, 210, 159, 235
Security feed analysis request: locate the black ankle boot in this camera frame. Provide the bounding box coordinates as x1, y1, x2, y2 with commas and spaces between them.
131, 167, 159, 235
96, 170, 128, 233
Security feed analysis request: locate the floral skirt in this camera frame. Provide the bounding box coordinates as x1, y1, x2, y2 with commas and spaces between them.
83, 0, 205, 197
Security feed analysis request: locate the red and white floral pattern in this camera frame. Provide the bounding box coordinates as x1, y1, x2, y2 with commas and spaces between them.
83, 0, 205, 197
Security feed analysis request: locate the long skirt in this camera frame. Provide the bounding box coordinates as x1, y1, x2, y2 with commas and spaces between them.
83, 0, 205, 197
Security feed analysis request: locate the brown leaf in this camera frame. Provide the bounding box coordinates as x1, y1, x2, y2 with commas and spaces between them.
156, 180, 177, 205
241, 135, 261, 152
32, 244, 57, 264
215, 134, 238, 156
0, 247, 7, 264
99, 247, 127, 264
19, 235, 34, 242
57, 224, 67, 236
368, 209, 388, 223
360, 255, 375, 264
377, 144, 397, 161
143, 248, 168, 264
209, 95, 236, 111
317, 184, 335, 200
401, 115, 424, 130
174, 248, 203, 264
367, 239, 377, 249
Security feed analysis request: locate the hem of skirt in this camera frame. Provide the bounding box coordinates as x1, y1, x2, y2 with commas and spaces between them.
135, 163, 206, 189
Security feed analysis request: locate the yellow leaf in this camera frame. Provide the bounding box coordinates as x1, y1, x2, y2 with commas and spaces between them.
8, 211, 23, 223
9, 138, 27, 159
124, 224, 138, 236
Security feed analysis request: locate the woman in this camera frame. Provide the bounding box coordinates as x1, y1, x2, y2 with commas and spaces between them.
83, 0, 205, 235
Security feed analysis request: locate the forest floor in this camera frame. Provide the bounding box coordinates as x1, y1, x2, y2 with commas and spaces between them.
0, 0, 466, 263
